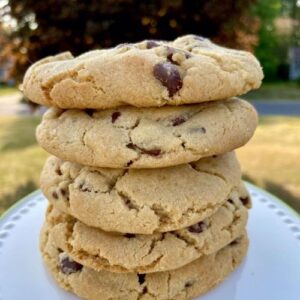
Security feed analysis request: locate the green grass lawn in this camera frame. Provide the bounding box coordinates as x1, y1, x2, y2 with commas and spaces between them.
0, 116, 48, 215
237, 116, 300, 212
0, 86, 19, 97
0, 115, 299, 215
245, 81, 300, 100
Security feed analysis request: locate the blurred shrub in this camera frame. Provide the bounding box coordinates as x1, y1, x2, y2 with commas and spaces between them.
1, 0, 258, 82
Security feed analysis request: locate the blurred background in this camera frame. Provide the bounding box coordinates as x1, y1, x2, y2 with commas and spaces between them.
0, 0, 299, 215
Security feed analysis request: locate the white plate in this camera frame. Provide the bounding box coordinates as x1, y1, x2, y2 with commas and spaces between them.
0, 182, 300, 300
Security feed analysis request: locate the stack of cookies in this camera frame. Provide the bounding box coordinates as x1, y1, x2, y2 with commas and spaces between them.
23, 35, 263, 300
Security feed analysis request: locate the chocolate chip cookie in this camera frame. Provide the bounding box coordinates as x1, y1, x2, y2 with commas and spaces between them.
36, 98, 257, 169
40, 224, 248, 300
23, 35, 262, 109
40, 152, 247, 234
43, 190, 248, 273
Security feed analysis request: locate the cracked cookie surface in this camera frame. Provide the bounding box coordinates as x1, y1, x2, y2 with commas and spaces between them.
40, 225, 248, 300
43, 189, 248, 273
23, 34, 263, 109
40, 152, 246, 234
36, 98, 257, 169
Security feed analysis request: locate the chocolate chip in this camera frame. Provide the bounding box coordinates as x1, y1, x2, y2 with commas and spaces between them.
172, 116, 186, 126
126, 143, 136, 150
142, 148, 161, 156
146, 40, 159, 49
185, 281, 194, 288
228, 199, 234, 204
126, 160, 133, 167
153, 62, 182, 97
59, 255, 83, 274
240, 197, 249, 206
212, 155, 217, 158
52, 191, 58, 199
142, 286, 148, 294
138, 274, 146, 284
111, 111, 121, 123
124, 233, 136, 238
60, 188, 66, 196
84, 109, 95, 117
188, 221, 206, 233
55, 169, 62, 176
126, 143, 161, 156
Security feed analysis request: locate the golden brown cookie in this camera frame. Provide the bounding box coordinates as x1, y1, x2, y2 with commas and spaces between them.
40, 225, 248, 300
36, 98, 257, 168
40, 152, 248, 234
23, 35, 262, 109
43, 193, 248, 273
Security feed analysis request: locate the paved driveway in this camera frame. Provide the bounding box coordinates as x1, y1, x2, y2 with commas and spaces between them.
1, 93, 300, 116
249, 100, 300, 116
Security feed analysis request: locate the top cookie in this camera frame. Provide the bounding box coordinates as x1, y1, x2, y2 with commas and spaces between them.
22, 35, 263, 109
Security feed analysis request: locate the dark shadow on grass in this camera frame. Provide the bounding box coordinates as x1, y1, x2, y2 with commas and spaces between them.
243, 172, 300, 213
0, 180, 37, 215
264, 180, 300, 213
1, 117, 41, 151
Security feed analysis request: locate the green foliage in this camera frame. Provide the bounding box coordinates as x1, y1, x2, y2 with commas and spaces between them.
1, 0, 257, 81
252, 0, 282, 81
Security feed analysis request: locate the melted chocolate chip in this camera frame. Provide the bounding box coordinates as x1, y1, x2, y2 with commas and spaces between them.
138, 274, 146, 284
228, 199, 234, 204
126, 160, 134, 167
188, 221, 206, 233
124, 233, 136, 238
240, 197, 249, 206
85, 109, 95, 117
146, 40, 159, 49
55, 169, 62, 176
142, 148, 161, 156
185, 281, 194, 288
126, 143, 161, 156
52, 191, 58, 199
59, 256, 83, 274
60, 188, 66, 196
172, 116, 186, 126
111, 111, 121, 123
153, 62, 182, 97
126, 143, 136, 150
